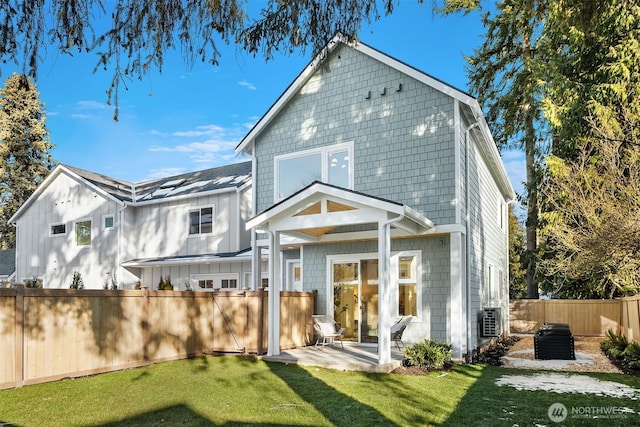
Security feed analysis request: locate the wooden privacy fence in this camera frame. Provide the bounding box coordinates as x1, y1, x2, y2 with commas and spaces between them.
510, 297, 640, 339
0, 287, 315, 390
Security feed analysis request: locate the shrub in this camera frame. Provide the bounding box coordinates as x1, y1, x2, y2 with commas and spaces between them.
158, 275, 173, 290
70, 271, 84, 289
24, 277, 42, 288
601, 329, 628, 360
403, 339, 452, 371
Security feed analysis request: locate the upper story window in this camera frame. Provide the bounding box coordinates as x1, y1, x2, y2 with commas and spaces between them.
274, 142, 353, 201
103, 215, 114, 230
75, 219, 92, 246
189, 206, 214, 235
50, 223, 66, 236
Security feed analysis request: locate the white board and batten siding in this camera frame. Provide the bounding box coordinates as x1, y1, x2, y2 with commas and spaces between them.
15, 171, 121, 289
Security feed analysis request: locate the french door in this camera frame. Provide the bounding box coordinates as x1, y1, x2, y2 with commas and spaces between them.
332, 259, 379, 343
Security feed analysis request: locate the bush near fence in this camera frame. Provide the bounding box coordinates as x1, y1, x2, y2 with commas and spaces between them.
509, 296, 640, 341
0, 287, 315, 390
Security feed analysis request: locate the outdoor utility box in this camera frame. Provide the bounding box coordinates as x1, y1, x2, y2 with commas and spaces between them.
534, 322, 575, 360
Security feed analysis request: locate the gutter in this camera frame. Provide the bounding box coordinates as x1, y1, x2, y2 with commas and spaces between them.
465, 120, 480, 361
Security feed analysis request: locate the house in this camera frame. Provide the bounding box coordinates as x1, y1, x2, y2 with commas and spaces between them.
236, 37, 516, 364
0, 248, 15, 287
9, 162, 260, 291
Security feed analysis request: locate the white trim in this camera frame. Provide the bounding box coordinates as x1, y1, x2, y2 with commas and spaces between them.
286, 259, 302, 291
191, 272, 240, 291
454, 99, 462, 225
187, 204, 216, 237
9, 165, 126, 224
326, 250, 423, 323
103, 214, 115, 231
273, 141, 354, 202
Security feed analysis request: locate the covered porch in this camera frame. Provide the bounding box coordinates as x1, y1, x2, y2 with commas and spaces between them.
247, 182, 434, 365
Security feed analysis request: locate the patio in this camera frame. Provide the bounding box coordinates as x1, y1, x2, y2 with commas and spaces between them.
262, 344, 404, 373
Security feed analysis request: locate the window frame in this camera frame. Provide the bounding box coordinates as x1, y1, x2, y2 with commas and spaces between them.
103, 214, 115, 231
49, 223, 67, 237
74, 218, 92, 247
274, 141, 354, 202
188, 205, 215, 237
394, 251, 421, 319
191, 273, 240, 291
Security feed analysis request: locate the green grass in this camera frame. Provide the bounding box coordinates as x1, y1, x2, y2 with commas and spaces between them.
0, 356, 639, 426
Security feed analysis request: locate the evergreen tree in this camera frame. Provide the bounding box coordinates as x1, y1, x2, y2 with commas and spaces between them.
0, 73, 54, 249
537, 1, 640, 298
444, 0, 548, 298
508, 205, 527, 299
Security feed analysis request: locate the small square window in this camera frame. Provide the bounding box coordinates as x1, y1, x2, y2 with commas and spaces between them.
104, 215, 114, 230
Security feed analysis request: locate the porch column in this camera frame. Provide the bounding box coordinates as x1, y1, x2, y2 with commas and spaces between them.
267, 231, 282, 356
450, 232, 466, 360
378, 221, 392, 365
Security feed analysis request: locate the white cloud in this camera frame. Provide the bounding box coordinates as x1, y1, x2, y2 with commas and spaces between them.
238, 80, 256, 90
76, 100, 107, 110
70, 113, 95, 120
172, 124, 225, 138
145, 167, 187, 180
147, 123, 247, 166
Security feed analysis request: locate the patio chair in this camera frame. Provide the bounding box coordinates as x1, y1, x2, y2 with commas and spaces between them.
391, 316, 412, 350
312, 314, 345, 349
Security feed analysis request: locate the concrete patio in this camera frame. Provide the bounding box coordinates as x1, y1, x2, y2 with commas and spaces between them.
262, 343, 404, 373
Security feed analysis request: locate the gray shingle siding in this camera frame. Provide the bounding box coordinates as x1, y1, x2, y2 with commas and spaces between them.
302, 236, 450, 345
254, 44, 456, 225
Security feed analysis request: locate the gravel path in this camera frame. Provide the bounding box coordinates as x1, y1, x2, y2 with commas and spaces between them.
500, 335, 620, 373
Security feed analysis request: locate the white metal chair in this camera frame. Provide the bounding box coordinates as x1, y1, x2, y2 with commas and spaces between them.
312, 314, 345, 348
391, 316, 412, 350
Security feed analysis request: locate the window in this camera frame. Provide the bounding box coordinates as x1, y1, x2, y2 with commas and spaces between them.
75, 219, 92, 246
274, 142, 353, 200
398, 255, 417, 316
192, 273, 239, 291
103, 215, 114, 230
50, 223, 66, 236
189, 206, 213, 235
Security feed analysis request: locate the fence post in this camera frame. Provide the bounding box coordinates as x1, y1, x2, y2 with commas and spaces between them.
142, 287, 149, 362
14, 285, 24, 388
257, 287, 264, 355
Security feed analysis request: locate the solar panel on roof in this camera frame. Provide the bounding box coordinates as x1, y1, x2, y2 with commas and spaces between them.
159, 178, 186, 188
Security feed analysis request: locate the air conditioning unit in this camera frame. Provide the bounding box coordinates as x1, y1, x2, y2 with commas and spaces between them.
481, 308, 501, 337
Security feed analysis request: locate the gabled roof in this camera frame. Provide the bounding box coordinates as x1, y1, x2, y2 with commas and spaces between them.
247, 181, 434, 241
234, 35, 515, 200
9, 161, 252, 224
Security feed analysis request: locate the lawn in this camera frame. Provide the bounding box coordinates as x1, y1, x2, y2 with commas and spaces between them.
1, 356, 639, 426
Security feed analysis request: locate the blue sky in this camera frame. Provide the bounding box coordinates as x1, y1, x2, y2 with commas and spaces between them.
4, 1, 525, 200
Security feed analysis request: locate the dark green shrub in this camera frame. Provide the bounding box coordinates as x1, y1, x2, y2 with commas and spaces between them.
70, 271, 84, 289
403, 339, 452, 371
158, 275, 173, 290
24, 277, 42, 288
601, 329, 628, 360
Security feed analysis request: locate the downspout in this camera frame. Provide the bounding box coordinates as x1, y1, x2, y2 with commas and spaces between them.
465, 120, 480, 361
118, 202, 129, 288
248, 147, 258, 290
